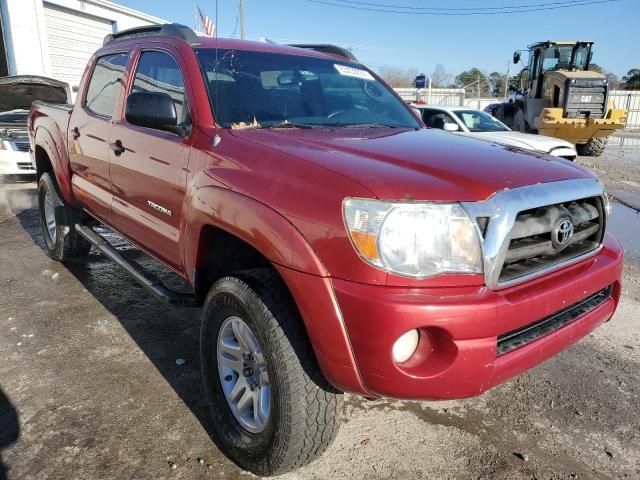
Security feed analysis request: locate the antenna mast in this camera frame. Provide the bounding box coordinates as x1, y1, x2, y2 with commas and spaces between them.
239, 0, 245, 40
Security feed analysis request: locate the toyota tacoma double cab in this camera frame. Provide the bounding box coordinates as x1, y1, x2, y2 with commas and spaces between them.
28, 24, 623, 476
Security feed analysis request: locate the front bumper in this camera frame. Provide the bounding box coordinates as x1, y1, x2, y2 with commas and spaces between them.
0, 149, 35, 175
537, 108, 627, 144
332, 233, 622, 400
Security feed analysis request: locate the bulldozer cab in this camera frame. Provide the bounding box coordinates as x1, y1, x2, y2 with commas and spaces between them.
515, 41, 593, 99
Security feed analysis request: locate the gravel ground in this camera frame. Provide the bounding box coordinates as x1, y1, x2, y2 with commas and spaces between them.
1, 141, 639, 480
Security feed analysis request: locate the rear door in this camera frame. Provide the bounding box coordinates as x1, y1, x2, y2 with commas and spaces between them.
109, 47, 192, 271
69, 51, 129, 223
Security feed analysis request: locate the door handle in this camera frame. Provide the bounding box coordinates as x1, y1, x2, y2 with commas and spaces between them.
71, 127, 80, 140
110, 141, 125, 156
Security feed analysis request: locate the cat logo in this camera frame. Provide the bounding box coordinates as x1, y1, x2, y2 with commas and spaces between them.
580, 95, 592, 103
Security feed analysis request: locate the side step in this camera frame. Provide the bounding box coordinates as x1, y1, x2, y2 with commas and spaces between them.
75, 224, 197, 307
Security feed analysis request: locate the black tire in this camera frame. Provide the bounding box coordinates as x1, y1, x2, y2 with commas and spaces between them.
200, 269, 343, 476
37, 172, 91, 261
576, 137, 607, 157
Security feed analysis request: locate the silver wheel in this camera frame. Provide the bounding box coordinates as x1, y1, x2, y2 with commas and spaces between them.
217, 316, 270, 433
43, 189, 57, 242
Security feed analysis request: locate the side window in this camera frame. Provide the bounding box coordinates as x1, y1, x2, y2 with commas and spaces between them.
84, 53, 129, 118
131, 51, 189, 126
423, 110, 453, 129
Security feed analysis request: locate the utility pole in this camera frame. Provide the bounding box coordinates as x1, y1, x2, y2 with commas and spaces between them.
477, 73, 481, 110
239, 0, 246, 40
504, 61, 510, 101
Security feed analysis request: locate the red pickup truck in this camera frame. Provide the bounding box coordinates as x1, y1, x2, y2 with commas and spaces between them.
28, 24, 622, 476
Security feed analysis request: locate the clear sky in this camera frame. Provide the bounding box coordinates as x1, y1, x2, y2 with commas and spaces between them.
115, 0, 639, 78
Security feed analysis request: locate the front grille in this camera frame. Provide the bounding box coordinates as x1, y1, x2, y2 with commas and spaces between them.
13, 142, 30, 152
565, 83, 607, 119
499, 197, 604, 283
17, 162, 35, 171
496, 285, 613, 356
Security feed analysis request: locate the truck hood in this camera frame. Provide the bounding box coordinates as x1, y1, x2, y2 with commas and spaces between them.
0, 76, 70, 112
461, 130, 575, 154
231, 128, 593, 202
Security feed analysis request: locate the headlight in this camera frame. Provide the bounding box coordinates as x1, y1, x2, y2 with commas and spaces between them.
343, 198, 483, 278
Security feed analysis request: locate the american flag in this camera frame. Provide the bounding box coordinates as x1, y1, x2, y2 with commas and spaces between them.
198, 5, 215, 37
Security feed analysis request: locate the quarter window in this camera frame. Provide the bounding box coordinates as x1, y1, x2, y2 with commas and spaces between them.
84, 53, 129, 118
131, 51, 189, 126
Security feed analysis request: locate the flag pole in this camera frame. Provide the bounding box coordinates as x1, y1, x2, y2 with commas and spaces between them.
193, 0, 196, 31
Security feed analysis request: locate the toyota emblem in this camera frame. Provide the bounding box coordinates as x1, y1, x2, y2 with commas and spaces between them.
552, 217, 574, 249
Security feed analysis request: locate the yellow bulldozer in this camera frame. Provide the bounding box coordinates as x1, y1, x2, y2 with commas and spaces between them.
496, 41, 627, 156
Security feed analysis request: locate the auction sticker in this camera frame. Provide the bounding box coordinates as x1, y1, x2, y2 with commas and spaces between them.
334, 64, 375, 81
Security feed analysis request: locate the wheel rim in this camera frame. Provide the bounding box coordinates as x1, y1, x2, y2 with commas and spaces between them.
43, 189, 57, 243
217, 316, 270, 434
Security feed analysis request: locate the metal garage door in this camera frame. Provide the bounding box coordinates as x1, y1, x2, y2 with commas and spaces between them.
43, 2, 113, 87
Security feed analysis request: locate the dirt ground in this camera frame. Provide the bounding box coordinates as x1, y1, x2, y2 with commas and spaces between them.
1, 140, 639, 480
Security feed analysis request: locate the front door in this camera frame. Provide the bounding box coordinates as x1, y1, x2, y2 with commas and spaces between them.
69, 51, 129, 223
109, 47, 192, 271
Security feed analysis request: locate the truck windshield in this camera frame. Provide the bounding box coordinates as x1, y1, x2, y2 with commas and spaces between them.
541, 44, 590, 73
195, 48, 420, 129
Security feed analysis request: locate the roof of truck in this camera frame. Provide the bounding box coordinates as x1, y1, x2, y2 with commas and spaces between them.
103, 23, 358, 63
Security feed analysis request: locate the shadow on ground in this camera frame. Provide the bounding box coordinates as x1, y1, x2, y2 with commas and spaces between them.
0, 387, 19, 480
13, 205, 228, 471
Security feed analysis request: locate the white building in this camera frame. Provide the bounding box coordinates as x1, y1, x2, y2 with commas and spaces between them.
0, 0, 166, 87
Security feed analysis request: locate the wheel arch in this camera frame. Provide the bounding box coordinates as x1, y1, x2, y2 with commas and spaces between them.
184, 186, 369, 395
33, 125, 75, 205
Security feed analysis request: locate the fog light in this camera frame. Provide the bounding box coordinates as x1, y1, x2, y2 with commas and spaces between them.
392, 329, 419, 364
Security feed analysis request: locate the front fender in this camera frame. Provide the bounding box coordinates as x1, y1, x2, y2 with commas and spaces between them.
183, 185, 328, 278
182, 185, 369, 395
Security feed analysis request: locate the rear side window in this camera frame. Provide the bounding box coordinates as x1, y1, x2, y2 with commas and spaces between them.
84, 53, 129, 118
131, 51, 189, 125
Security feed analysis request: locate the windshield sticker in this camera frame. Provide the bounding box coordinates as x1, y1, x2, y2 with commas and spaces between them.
334, 64, 375, 81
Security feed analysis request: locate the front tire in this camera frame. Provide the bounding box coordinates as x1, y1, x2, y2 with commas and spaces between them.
576, 137, 607, 157
200, 269, 343, 476
37, 172, 91, 261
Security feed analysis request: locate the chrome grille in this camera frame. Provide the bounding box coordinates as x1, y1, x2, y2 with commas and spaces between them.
13, 142, 30, 152
499, 197, 604, 283
461, 178, 606, 290
17, 162, 35, 171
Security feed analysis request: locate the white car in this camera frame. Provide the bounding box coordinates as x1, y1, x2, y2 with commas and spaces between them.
0, 76, 71, 177
413, 104, 577, 161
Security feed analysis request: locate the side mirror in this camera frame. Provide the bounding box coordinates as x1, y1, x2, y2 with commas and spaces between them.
513, 51, 521, 64
443, 122, 459, 132
125, 91, 178, 133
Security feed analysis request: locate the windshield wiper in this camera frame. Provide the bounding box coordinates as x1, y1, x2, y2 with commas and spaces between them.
341, 123, 400, 128
265, 121, 317, 129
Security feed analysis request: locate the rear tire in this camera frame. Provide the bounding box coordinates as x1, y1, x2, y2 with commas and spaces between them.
200, 269, 343, 476
37, 172, 91, 261
576, 137, 607, 157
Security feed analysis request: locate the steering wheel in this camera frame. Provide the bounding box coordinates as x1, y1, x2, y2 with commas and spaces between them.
363, 81, 383, 99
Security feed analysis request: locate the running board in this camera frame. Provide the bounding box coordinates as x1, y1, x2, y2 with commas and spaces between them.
75, 224, 197, 307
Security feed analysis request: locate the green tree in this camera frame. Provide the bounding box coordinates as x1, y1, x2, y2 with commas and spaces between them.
622, 69, 640, 90
455, 68, 491, 96
488, 71, 507, 97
